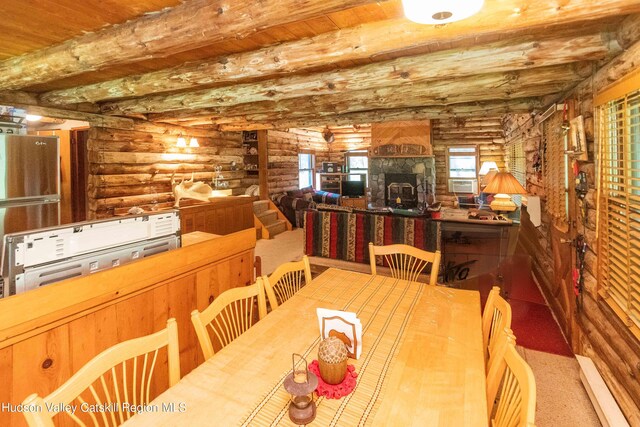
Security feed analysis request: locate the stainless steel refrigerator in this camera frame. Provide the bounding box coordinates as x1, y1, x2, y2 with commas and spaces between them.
0, 134, 60, 238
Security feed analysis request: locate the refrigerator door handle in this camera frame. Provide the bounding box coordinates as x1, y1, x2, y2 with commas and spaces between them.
0, 197, 60, 208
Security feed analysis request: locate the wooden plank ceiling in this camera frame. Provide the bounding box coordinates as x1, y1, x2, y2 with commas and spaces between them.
1, 0, 639, 130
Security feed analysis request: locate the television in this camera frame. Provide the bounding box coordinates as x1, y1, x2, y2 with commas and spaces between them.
342, 180, 365, 197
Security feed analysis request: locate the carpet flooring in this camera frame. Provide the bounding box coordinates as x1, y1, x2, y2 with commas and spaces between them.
455, 254, 574, 357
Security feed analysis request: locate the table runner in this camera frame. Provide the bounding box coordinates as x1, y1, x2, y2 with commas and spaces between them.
241, 269, 424, 426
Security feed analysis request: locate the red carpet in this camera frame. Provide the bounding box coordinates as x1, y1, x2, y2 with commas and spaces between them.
458, 255, 574, 357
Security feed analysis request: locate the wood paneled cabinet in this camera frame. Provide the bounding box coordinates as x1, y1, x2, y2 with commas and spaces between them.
341, 197, 367, 209
0, 230, 256, 427
180, 197, 255, 235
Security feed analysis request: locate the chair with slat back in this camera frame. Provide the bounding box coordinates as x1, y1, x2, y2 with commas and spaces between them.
368, 243, 441, 285
486, 327, 516, 403
263, 256, 312, 310
486, 341, 536, 427
22, 318, 180, 427
191, 278, 267, 360
482, 286, 513, 369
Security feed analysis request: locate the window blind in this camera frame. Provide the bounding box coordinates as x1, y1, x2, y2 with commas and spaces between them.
543, 112, 568, 223
507, 138, 526, 186
597, 87, 640, 334
506, 138, 525, 205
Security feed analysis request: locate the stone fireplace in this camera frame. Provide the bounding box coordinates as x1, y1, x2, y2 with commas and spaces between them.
385, 173, 417, 208
369, 157, 436, 208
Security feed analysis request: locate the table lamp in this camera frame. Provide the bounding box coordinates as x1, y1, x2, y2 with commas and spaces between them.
479, 161, 499, 187
482, 171, 526, 212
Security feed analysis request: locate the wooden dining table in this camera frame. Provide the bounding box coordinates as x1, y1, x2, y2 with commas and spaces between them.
123, 268, 488, 426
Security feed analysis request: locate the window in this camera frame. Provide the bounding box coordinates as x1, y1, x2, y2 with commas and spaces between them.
298, 153, 315, 189
507, 139, 526, 205
447, 146, 478, 179
346, 151, 368, 183
596, 73, 640, 337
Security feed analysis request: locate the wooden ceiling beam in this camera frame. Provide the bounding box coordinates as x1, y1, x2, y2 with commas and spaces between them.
0, 0, 383, 91
208, 99, 544, 131
143, 63, 586, 123
38, 0, 640, 105
161, 99, 541, 128
98, 33, 616, 115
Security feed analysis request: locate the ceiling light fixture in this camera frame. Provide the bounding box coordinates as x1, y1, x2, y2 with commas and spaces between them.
189, 137, 199, 148
25, 114, 42, 122
402, 0, 484, 24
176, 135, 187, 148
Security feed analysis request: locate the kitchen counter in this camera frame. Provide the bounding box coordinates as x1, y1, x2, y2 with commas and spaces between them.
0, 228, 256, 426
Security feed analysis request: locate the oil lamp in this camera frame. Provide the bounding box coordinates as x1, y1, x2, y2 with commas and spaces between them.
283, 353, 318, 425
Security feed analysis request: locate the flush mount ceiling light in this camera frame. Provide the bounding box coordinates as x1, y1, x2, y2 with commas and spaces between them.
25, 114, 42, 122
402, 0, 484, 24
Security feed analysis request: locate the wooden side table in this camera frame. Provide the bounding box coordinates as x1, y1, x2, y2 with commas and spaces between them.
341, 197, 367, 209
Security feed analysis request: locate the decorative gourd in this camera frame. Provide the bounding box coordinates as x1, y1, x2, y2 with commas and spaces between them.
317, 336, 348, 385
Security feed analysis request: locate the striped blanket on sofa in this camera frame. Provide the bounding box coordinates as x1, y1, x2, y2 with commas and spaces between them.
304, 209, 440, 264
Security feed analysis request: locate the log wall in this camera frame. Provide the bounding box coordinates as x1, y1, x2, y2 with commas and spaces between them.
266, 128, 327, 195
432, 117, 506, 206
504, 25, 640, 422
87, 122, 245, 218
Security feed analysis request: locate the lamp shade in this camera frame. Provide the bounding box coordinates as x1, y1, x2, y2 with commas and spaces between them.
483, 172, 526, 195
402, 0, 484, 24
479, 161, 499, 175
481, 169, 498, 187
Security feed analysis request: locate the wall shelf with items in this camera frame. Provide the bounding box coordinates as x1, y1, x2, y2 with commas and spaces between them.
242, 130, 268, 199
242, 130, 260, 175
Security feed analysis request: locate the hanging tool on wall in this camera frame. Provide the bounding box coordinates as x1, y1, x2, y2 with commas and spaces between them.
573, 234, 587, 311
561, 101, 571, 133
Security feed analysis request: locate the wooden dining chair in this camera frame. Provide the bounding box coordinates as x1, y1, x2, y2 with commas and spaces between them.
486, 327, 516, 396
482, 286, 512, 368
486, 340, 536, 427
368, 243, 441, 285
22, 318, 180, 427
191, 278, 267, 360
263, 255, 312, 310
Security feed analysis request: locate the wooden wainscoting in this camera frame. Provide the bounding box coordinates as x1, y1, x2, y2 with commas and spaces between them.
0, 229, 255, 427
179, 196, 256, 235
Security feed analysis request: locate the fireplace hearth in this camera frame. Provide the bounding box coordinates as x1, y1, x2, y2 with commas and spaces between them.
369, 157, 435, 208
385, 173, 417, 208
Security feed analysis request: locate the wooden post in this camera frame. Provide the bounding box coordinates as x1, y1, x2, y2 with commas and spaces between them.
258, 130, 269, 200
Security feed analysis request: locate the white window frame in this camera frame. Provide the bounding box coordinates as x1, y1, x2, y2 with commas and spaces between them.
298, 152, 315, 189
345, 151, 368, 184
447, 146, 479, 181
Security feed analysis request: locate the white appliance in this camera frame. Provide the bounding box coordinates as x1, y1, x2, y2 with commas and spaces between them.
0, 211, 181, 298
448, 179, 478, 194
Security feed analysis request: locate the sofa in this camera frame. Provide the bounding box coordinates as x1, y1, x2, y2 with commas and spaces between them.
272, 187, 341, 227
303, 209, 440, 265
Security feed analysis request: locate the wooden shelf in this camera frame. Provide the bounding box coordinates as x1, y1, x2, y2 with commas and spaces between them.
319, 172, 366, 196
